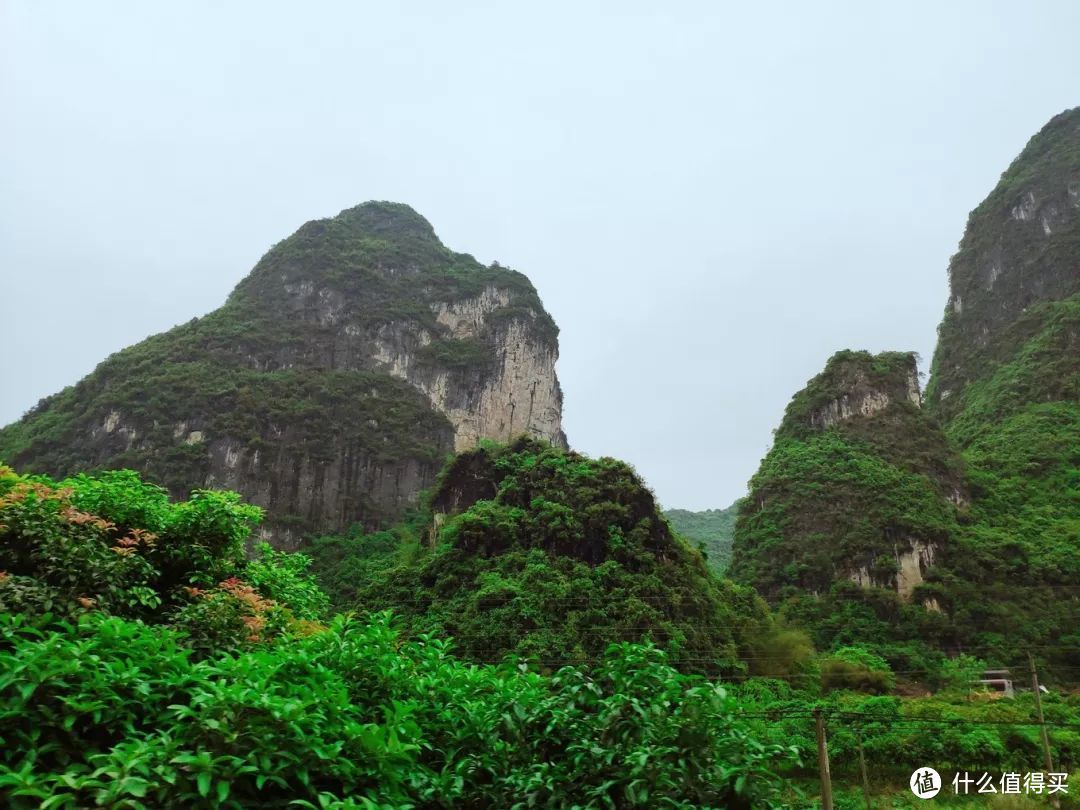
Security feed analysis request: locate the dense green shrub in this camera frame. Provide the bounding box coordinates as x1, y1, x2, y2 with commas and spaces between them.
0, 462, 801, 808
316, 438, 775, 674
819, 646, 896, 694
0, 612, 801, 808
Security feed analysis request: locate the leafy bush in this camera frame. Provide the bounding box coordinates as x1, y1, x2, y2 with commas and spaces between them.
819, 646, 896, 694
0, 611, 800, 808
243, 543, 329, 622
0, 461, 801, 807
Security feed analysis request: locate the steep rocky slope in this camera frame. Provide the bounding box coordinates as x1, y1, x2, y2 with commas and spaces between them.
731, 108, 1080, 664
927, 106, 1080, 424
0, 202, 565, 547
923, 108, 1080, 657
729, 351, 965, 602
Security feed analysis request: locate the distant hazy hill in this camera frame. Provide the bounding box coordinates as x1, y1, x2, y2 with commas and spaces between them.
664, 504, 739, 573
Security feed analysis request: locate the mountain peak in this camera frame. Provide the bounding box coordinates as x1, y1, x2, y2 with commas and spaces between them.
0, 203, 565, 547
927, 107, 1080, 416
331, 201, 440, 243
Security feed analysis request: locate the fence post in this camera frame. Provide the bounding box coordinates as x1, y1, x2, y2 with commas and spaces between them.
1029, 652, 1060, 810
856, 727, 872, 809
814, 708, 834, 810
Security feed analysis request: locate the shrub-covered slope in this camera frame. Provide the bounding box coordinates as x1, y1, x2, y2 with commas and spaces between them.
0, 202, 566, 548
731, 110, 1080, 670
312, 438, 773, 674
921, 109, 1080, 669
730, 351, 964, 603
663, 503, 738, 573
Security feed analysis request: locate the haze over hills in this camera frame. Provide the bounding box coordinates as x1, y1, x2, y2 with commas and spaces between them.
1, 99, 1079, 807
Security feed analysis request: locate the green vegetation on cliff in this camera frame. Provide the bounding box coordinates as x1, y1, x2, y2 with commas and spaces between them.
0, 201, 564, 539
927, 106, 1080, 421
730, 351, 962, 599
0, 366, 451, 510
731, 110, 1080, 679
920, 109, 1080, 675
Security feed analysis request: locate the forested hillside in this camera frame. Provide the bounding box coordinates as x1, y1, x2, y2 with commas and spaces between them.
663, 504, 738, 573
307, 437, 771, 673
730, 108, 1080, 679
0, 202, 565, 549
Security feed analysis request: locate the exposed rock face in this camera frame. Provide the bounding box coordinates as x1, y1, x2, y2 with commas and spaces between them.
0, 202, 566, 547
732, 109, 1079, 660
730, 351, 965, 601
928, 106, 1080, 419
848, 538, 936, 599
371, 292, 564, 451
808, 363, 921, 430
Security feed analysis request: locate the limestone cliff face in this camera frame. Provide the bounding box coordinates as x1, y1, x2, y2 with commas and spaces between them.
804, 361, 922, 431
915, 109, 1080, 651
0, 202, 565, 547
730, 351, 965, 601
731, 110, 1079, 658
927, 106, 1080, 421
371, 289, 564, 451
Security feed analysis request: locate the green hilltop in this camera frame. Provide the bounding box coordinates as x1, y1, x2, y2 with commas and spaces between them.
1, 110, 1079, 807
730, 107, 1080, 676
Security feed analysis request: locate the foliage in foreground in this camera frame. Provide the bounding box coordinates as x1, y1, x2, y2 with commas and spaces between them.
0, 463, 798, 808
0, 612, 799, 809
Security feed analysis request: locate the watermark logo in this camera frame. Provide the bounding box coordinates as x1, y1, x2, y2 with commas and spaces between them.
911, 767, 942, 799
952, 771, 1069, 795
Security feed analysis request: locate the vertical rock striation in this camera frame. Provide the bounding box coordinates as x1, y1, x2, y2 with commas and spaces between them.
0, 202, 566, 547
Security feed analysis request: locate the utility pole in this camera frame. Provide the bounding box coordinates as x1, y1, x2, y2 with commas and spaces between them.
856, 728, 872, 809
814, 708, 834, 810
1029, 652, 1060, 810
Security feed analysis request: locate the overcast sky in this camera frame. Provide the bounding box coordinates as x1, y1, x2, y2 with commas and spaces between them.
2, 2, 1078, 510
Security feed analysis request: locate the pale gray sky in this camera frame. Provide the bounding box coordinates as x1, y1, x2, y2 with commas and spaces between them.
2, 2, 1078, 510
